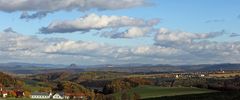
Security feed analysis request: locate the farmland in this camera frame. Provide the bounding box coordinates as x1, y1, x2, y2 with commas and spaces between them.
114, 85, 217, 99
143, 91, 240, 100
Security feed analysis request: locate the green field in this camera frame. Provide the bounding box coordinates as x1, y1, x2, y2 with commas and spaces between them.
6, 98, 51, 100
115, 85, 217, 99
143, 91, 240, 100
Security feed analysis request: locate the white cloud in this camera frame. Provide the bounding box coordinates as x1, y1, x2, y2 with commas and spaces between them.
102, 27, 154, 38
131, 46, 188, 57
0, 0, 151, 19
0, 31, 46, 61
154, 28, 240, 64
123, 27, 150, 38
155, 28, 225, 46
40, 13, 159, 34
1, 28, 240, 65
0, 29, 190, 64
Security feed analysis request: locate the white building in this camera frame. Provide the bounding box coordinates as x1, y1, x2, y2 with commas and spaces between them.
2, 91, 7, 98
0, 86, 8, 98
31, 92, 52, 99
175, 74, 179, 78
200, 74, 205, 77
52, 92, 70, 99
52, 93, 64, 99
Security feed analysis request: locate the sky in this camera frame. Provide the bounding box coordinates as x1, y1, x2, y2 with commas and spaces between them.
0, 0, 240, 65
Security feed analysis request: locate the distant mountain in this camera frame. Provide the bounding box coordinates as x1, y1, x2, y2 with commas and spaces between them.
1, 62, 240, 74
71, 63, 169, 68
189, 63, 240, 71
0, 62, 66, 68
86, 63, 240, 73
0, 62, 67, 74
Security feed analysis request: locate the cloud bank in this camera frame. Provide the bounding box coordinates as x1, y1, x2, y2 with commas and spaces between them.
0, 0, 150, 19
154, 28, 240, 63
101, 27, 154, 39
1, 28, 240, 65
155, 28, 225, 45
0, 30, 186, 64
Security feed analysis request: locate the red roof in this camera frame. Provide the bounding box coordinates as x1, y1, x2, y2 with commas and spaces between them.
65, 93, 86, 96
1, 91, 8, 94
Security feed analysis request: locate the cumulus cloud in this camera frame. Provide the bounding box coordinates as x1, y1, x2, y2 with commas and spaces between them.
3, 27, 17, 33
154, 28, 240, 63
20, 11, 48, 20
130, 46, 189, 58
101, 27, 154, 38
0, 31, 46, 58
39, 13, 159, 39
44, 41, 110, 57
44, 41, 189, 64
0, 0, 151, 19
1, 28, 240, 65
155, 28, 225, 46
40, 13, 159, 34
0, 29, 198, 64
114, 27, 151, 38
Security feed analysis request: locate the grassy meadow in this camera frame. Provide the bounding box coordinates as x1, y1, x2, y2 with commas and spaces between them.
143, 91, 240, 100
114, 85, 217, 99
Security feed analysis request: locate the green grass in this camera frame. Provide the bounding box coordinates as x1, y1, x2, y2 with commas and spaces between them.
6, 98, 52, 100
115, 85, 217, 99
142, 91, 240, 100
6, 98, 32, 100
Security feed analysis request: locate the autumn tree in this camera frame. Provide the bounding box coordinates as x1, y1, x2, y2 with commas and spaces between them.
103, 79, 131, 94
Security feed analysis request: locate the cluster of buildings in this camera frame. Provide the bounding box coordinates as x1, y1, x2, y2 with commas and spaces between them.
1, 84, 87, 99
31, 92, 86, 99
174, 69, 227, 79
0, 85, 25, 98
0, 88, 8, 98
174, 73, 206, 79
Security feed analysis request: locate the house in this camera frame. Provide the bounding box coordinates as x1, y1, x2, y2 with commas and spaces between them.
200, 74, 205, 77
175, 74, 180, 78
31, 92, 52, 99
52, 92, 69, 99
52, 93, 64, 99
1, 91, 8, 98
0, 84, 7, 98
65, 93, 86, 99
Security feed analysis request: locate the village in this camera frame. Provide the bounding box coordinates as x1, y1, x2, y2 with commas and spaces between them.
0, 84, 87, 100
